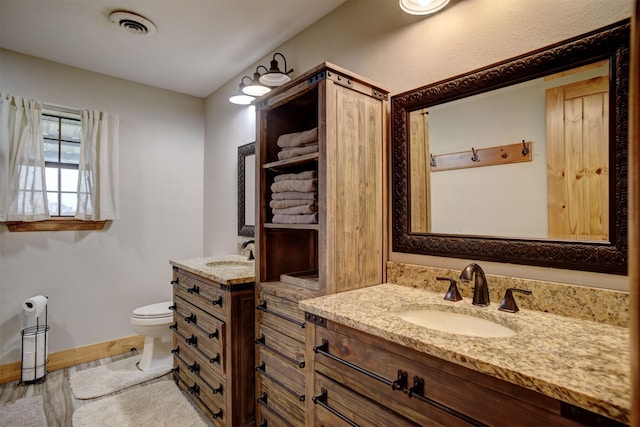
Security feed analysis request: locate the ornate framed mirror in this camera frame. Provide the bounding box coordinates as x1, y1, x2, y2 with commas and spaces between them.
391, 20, 629, 274
238, 142, 255, 237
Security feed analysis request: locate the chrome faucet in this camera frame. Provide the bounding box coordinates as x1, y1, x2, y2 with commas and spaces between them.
459, 263, 489, 306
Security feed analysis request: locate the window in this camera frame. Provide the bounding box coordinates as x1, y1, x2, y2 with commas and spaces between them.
42, 113, 82, 217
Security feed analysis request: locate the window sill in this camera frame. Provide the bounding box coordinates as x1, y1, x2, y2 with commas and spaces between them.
4, 218, 108, 232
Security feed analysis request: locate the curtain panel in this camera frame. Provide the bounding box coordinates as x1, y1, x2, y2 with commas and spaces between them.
0, 93, 49, 221
75, 110, 120, 220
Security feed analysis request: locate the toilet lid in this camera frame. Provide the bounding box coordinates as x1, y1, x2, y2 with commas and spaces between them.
132, 301, 173, 319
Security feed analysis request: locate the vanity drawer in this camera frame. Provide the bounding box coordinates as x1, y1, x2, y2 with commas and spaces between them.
173, 317, 224, 374
258, 376, 305, 427
173, 342, 225, 391
257, 346, 305, 401
257, 405, 295, 427
175, 359, 225, 426
174, 271, 226, 320
313, 372, 419, 427
314, 324, 583, 427
257, 294, 306, 342
174, 295, 225, 342
257, 324, 305, 366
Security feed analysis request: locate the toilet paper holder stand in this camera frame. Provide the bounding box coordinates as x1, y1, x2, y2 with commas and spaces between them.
20, 299, 49, 384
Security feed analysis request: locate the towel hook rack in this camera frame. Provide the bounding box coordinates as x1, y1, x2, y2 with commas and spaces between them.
471, 147, 479, 162
521, 140, 529, 156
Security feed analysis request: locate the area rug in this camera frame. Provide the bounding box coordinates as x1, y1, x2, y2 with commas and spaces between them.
0, 395, 48, 427
69, 355, 172, 399
72, 381, 208, 427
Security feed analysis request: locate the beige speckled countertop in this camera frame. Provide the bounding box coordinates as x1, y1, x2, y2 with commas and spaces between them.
299, 283, 630, 424
170, 255, 255, 285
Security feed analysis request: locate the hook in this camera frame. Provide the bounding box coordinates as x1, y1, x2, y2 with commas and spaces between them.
471, 147, 479, 162
430, 154, 436, 167
521, 140, 529, 156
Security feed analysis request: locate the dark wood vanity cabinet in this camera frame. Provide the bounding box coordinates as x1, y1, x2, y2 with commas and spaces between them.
171, 267, 256, 427
305, 318, 626, 427
255, 63, 389, 426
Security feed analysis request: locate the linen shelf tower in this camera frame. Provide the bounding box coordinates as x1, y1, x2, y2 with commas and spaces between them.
254, 62, 389, 426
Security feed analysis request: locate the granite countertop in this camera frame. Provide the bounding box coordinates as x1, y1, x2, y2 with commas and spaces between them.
170, 255, 255, 285
299, 283, 631, 424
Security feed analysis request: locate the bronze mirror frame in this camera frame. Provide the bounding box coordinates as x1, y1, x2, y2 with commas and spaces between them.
238, 141, 255, 237
391, 20, 629, 275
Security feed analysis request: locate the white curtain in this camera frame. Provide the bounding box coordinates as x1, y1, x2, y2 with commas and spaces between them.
0, 93, 49, 221
75, 110, 119, 220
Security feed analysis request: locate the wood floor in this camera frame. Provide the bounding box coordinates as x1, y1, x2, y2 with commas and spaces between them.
0, 350, 177, 427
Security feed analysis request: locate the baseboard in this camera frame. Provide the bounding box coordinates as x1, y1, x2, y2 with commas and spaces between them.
0, 335, 144, 384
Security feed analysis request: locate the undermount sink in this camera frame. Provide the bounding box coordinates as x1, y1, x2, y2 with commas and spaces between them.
395, 308, 516, 338
205, 259, 254, 270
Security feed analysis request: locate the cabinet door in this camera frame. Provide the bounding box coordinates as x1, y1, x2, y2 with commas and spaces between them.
323, 83, 386, 294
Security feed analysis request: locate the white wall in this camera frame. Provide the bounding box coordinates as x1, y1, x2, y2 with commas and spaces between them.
204, 0, 631, 290
0, 49, 205, 364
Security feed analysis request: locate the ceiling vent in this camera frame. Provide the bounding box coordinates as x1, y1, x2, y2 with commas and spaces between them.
109, 11, 156, 35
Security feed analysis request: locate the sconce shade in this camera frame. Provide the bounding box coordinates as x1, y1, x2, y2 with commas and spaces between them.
259, 53, 293, 87
242, 68, 272, 97
399, 0, 449, 15
229, 76, 256, 105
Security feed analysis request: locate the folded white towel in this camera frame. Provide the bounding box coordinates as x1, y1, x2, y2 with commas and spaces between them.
274, 171, 317, 182
277, 144, 318, 160
271, 191, 317, 201
272, 213, 318, 224
270, 199, 317, 209
277, 127, 318, 148
271, 179, 317, 193
272, 204, 317, 215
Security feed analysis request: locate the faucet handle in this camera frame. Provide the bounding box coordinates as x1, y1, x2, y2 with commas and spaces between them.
499, 288, 532, 313
436, 276, 462, 302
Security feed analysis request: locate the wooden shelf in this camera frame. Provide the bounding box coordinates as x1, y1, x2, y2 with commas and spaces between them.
263, 222, 319, 231
263, 152, 319, 170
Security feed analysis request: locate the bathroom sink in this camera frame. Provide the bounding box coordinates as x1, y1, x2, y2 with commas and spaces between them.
395, 308, 516, 338
205, 259, 254, 270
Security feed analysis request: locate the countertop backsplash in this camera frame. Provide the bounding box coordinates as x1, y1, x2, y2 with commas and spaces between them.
387, 261, 629, 328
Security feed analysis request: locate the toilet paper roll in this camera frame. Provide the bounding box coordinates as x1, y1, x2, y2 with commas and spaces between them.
23, 295, 48, 318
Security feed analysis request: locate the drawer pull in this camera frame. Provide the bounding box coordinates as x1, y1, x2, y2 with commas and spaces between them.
312, 389, 359, 427
256, 362, 305, 402
169, 322, 178, 331
211, 384, 223, 395
170, 278, 179, 285
392, 370, 408, 391
172, 366, 179, 374
257, 393, 294, 427
185, 334, 198, 347
169, 303, 177, 311
314, 340, 392, 386
187, 285, 200, 294
187, 383, 200, 395
171, 347, 179, 354
255, 335, 305, 368
257, 422, 267, 427
187, 361, 200, 374
184, 313, 197, 324
209, 329, 219, 340
212, 296, 223, 306
210, 353, 221, 365
256, 302, 305, 328
210, 408, 223, 419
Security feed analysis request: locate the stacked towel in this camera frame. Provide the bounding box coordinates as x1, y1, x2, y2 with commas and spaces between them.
276, 127, 319, 160
270, 170, 318, 224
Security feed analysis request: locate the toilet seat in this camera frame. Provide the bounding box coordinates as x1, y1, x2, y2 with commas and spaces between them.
132, 301, 173, 319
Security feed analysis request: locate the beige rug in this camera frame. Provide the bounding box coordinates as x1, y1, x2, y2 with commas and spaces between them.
69, 356, 172, 399
0, 395, 48, 427
72, 381, 208, 427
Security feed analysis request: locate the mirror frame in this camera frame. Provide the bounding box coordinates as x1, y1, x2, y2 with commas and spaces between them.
238, 141, 255, 237
391, 20, 629, 275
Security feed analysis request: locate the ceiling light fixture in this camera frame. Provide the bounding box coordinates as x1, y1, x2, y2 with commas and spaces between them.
242, 66, 272, 97
399, 0, 450, 15
109, 11, 157, 35
259, 53, 294, 87
229, 76, 256, 105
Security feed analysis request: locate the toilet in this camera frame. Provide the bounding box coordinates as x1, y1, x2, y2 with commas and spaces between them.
130, 301, 174, 371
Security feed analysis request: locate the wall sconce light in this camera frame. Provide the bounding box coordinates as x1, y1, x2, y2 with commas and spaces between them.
229, 76, 256, 105
259, 53, 294, 87
399, 0, 450, 15
242, 66, 272, 97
